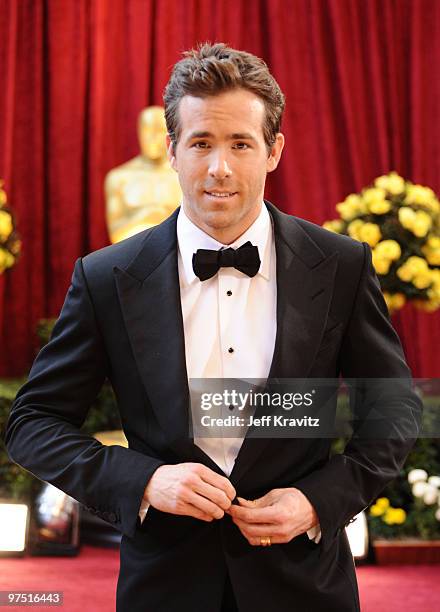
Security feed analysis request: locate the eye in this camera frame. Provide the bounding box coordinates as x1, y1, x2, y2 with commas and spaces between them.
192, 141, 210, 149
233, 142, 250, 150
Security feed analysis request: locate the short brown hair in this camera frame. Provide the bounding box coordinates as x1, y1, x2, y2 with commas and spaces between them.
163, 42, 285, 151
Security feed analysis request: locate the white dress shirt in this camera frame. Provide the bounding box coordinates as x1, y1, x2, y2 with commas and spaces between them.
139, 202, 321, 543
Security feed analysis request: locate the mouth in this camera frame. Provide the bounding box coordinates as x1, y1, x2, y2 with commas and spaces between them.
204, 191, 238, 200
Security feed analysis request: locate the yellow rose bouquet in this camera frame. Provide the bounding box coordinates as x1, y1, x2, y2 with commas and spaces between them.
0, 180, 21, 274
324, 172, 440, 313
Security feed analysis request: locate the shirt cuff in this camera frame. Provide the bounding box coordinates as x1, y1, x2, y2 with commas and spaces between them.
306, 523, 322, 544
138, 499, 150, 525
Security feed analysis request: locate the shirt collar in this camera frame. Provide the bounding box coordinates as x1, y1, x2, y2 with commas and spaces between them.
177, 202, 273, 285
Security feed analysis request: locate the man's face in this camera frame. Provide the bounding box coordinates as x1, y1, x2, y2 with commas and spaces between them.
167, 88, 284, 243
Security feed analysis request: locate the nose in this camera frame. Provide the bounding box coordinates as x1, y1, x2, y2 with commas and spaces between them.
208, 152, 232, 180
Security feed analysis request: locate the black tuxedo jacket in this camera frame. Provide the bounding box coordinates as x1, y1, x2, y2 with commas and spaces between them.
5, 202, 422, 612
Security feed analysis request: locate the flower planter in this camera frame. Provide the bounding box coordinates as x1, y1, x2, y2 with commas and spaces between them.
373, 539, 440, 565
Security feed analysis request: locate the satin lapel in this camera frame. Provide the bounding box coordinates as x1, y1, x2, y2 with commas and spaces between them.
230, 203, 339, 486
113, 211, 220, 469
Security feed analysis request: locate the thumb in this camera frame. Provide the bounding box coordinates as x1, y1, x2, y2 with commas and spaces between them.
237, 495, 266, 508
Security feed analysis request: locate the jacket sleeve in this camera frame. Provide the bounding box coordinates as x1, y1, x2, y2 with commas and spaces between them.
293, 242, 423, 552
4, 258, 165, 539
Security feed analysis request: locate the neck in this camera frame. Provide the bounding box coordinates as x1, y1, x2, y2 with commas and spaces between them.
205, 225, 253, 245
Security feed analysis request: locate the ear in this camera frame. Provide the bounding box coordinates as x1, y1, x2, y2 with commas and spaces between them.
266, 133, 285, 173
166, 134, 177, 171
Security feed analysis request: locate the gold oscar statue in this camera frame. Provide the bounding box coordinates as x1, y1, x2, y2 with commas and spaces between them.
105, 106, 181, 244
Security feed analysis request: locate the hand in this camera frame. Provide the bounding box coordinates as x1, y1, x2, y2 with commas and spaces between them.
227, 487, 318, 546
143, 463, 236, 522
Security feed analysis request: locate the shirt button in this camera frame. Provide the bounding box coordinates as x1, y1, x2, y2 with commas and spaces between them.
227, 290, 232, 296
228, 347, 234, 353
229, 404, 234, 411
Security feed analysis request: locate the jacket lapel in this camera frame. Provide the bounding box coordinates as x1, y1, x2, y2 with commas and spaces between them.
113, 210, 221, 470
230, 202, 339, 486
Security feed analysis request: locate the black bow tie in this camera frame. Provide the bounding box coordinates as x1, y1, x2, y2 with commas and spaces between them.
192, 241, 261, 281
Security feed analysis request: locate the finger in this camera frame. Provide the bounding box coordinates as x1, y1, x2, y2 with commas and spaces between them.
178, 501, 216, 522
197, 465, 236, 501
237, 495, 269, 508
233, 517, 282, 537
193, 480, 233, 511
229, 503, 279, 523
184, 489, 225, 519
247, 535, 282, 546
236, 497, 256, 507
248, 538, 262, 546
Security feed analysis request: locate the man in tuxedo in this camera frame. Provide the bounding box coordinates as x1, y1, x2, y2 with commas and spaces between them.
5, 43, 421, 611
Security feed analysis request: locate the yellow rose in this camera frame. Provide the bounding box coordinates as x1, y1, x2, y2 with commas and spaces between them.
413, 272, 432, 289
347, 219, 364, 240
405, 256, 429, 275
336, 194, 366, 221
383, 293, 406, 312
392, 508, 407, 524
390, 293, 406, 310
358, 222, 381, 247
397, 264, 413, 282
398, 206, 416, 229
383, 508, 397, 525
405, 184, 436, 206
375, 240, 401, 261
362, 189, 388, 215
323, 219, 344, 234
363, 187, 386, 204
425, 199, 440, 213
0, 210, 13, 241
428, 290, 440, 303
412, 211, 432, 238
367, 198, 391, 215
345, 193, 366, 211
430, 270, 440, 293
4, 251, 14, 268
397, 257, 431, 284
383, 507, 406, 525
425, 249, 440, 266
369, 504, 385, 517
336, 203, 354, 221
372, 251, 391, 275
374, 171, 405, 195
426, 236, 440, 249
376, 497, 390, 509
422, 236, 440, 266
0, 248, 7, 273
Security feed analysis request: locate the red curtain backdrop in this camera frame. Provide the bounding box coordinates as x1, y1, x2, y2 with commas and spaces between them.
0, 0, 439, 377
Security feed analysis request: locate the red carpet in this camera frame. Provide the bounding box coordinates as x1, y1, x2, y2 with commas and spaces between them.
0, 546, 119, 611
356, 565, 440, 611
1, 547, 440, 611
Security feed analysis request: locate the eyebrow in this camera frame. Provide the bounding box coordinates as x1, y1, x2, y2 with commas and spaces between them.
185, 131, 257, 143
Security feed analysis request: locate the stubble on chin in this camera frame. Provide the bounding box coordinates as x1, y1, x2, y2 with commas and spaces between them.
186, 199, 234, 229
